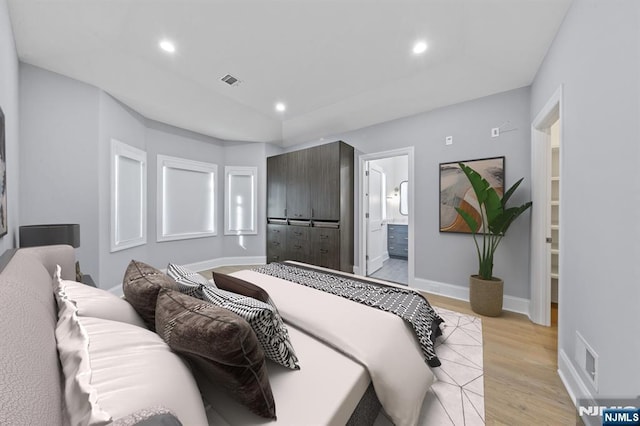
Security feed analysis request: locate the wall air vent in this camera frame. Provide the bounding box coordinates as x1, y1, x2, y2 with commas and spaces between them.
221, 74, 241, 86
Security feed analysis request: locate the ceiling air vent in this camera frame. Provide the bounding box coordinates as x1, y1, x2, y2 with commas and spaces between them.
221, 74, 240, 86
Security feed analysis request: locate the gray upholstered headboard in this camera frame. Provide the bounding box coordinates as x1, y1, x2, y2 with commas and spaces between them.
0, 245, 76, 426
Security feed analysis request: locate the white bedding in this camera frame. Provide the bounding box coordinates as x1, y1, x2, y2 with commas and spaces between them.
232, 268, 435, 426
199, 325, 370, 425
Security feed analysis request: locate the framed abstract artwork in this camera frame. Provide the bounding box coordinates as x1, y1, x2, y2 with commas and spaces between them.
0, 107, 6, 238
439, 156, 504, 233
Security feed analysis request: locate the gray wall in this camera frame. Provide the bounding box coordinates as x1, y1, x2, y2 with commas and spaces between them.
96, 93, 229, 288
0, 0, 20, 251
19, 64, 100, 277
223, 142, 267, 258
530, 0, 640, 399
289, 87, 532, 299
97, 90, 147, 287
20, 65, 266, 289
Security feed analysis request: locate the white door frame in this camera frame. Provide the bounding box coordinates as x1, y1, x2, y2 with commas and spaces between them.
358, 147, 414, 285
530, 85, 563, 326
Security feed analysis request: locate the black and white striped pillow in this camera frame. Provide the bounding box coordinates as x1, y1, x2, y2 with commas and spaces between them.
167, 263, 215, 298
167, 264, 299, 370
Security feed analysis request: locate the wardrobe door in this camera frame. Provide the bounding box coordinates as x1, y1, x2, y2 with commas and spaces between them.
267, 154, 287, 219
286, 149, 312, 219
310, 143, 340, 221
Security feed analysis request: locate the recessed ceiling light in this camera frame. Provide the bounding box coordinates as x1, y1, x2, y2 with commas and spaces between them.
412, 41, 428, 55
159, 39, 176, 53
275, 102, 286, 112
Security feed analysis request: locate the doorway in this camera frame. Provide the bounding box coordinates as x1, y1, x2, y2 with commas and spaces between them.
530, 86, 563, 327
359, 147, 414, 286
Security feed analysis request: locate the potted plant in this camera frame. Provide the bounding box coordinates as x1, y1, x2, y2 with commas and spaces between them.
455, 162, 532, 316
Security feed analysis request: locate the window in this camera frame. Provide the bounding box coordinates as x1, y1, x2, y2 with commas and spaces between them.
224, 166, 258, 235
110, 139, 147, 252
157, 155, 217, 242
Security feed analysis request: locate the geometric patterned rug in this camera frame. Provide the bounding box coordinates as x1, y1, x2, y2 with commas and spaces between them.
375, 307, 484, 425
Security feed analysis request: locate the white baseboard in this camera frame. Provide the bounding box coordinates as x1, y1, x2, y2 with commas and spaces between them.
183, 255, 266, 273
503, 295, 530, 316
353, 266, 361, 275
106, 255, 266, 296
413, 277, 469, 301
558, 348, 593, 406
412, 277, 531, 316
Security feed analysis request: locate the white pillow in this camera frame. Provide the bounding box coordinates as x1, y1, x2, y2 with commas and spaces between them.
53, 265, 146, 328
54, 281, 208, 426
55, 288, 111, 426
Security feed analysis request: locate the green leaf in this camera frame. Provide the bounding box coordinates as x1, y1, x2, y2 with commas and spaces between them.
458, 163, 490, 204
501, 177, 524, 207
484, 187, 503, 225
490, 202, 533, 235
455, 206, 479, 233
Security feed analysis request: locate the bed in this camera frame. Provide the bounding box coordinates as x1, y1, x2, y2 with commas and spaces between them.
200, 261, 443, 426
0, 246, 442, 426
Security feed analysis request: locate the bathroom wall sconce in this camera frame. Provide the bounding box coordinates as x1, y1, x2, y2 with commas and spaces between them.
387, 187, 399, 199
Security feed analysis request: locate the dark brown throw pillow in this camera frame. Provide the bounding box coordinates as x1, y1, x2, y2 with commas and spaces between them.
122, 260, 178, 331
212, 272, 270, 303
155, 288, 276, 419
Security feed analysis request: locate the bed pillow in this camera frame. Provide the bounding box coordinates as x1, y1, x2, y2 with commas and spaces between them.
167, 263, 216, 298
54, 285, 207, 426
53, 265, 146, 328
169, 265, 299, 370
122, 260, 178, 331
212, 272, 270, 303
155, 288, 276, 419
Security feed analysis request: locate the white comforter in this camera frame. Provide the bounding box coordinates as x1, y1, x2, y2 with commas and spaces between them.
232, 269, 435, 426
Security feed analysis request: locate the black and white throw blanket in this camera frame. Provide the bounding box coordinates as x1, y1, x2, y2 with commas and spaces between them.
253, 262, 444, 367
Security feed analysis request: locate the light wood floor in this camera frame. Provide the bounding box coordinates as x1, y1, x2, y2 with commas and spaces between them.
207, 266, 576, 425
426, 295, 576, 425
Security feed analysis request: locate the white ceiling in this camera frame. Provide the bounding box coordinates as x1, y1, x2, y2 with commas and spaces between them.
7, 0, 572, 146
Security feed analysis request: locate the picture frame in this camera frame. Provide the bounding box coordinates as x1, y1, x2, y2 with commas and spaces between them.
0, 107, 6, 238
439, 156, 505, 233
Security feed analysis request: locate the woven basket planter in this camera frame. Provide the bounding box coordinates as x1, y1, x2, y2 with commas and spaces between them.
469, 275, 504, 317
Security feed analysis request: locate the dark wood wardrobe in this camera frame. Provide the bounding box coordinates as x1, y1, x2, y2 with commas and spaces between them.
266, 141, 354, 272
